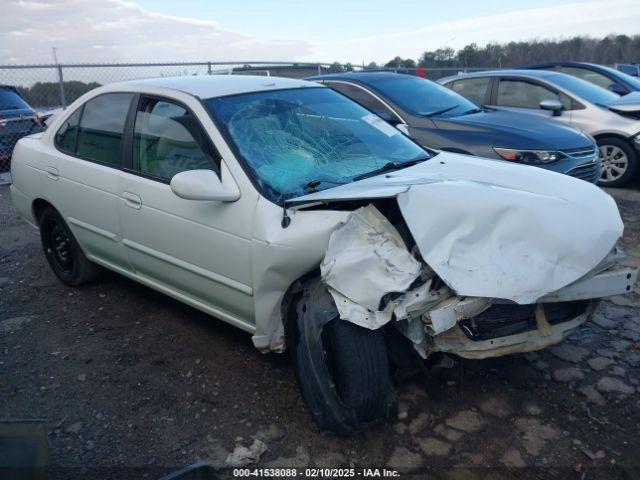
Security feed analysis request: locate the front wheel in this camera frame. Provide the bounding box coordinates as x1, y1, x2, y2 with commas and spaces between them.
290, 280, 395, 435
597, 137, 638, 187
39, 207, 99, 286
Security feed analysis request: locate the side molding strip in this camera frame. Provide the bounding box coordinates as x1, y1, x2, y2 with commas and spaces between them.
121, 238, 254, 296
68, 217, 119, 241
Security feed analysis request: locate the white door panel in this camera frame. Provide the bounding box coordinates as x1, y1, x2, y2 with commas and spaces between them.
52, 154, 129, 269
118, 95, 257, 324
118, 168, 256, 323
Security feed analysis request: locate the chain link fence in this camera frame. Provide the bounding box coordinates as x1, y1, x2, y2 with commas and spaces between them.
0, 61, 491, 176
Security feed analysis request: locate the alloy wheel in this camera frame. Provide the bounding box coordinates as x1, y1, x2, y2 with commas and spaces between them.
598, 144, 629, 184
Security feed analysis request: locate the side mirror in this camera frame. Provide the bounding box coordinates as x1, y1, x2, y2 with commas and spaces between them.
539, 99, 563, 116
170, 169, 240, 202
608, 83, 627, 95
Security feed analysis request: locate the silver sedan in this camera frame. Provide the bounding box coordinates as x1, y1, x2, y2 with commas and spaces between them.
439, 69, 640, 187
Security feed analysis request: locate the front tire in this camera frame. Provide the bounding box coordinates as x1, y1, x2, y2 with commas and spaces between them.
290, 280, 395, 435
325, 320, 394, 424
597, 137, 637, 187
39, 207, 99, 286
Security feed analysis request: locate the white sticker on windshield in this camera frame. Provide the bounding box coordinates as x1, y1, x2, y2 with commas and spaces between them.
362, 113, 400, 137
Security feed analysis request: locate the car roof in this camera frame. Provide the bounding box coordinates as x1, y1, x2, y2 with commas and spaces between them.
439, 69, 563, 83
525, 61, 608, 71
306, 71, 415, 83
107, 75, 319, 98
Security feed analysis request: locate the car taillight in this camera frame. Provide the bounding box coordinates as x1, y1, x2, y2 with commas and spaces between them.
0, 115, 5, 129
417, 67, 425, 78
34, 114, 42, 125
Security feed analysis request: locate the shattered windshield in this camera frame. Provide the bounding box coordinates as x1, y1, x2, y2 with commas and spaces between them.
205, 87, 428, 202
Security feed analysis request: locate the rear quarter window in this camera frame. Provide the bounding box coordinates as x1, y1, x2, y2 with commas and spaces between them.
449, 78, 490, 105
54, 108, 82, 154
326, 82, 397, 120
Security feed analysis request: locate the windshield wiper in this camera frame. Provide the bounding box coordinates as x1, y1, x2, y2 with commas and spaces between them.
422, 105, 459, 117
353, 158, 426, 181
462, 108, 483, 115
302, 179, 343, 192
279, 179, 344, 228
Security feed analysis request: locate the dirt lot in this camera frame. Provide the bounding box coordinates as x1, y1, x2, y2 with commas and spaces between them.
1, 181, 640, 480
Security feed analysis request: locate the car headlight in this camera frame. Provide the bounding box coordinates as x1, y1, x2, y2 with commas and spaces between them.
493, 147, 561, 164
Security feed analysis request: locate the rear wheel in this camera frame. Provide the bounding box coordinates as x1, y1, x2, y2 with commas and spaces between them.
39, 207, 99, 286
290, 280, 395, 435
597, 137, 637, 187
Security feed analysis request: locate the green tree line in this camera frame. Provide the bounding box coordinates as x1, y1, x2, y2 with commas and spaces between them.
366, 34, 640, 70
16, 81, 101, 109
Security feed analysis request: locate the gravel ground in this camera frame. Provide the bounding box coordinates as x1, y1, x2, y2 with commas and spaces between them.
1, 182, 639, 480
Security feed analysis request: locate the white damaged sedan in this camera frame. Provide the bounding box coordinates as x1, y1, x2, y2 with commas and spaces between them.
10, 76, 638, 434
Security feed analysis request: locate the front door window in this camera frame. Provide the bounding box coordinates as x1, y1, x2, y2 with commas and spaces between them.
132, 97, 217, 181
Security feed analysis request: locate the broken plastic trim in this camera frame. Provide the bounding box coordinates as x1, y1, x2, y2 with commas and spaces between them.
320, 205, 424, 328
431, 300, 600, 359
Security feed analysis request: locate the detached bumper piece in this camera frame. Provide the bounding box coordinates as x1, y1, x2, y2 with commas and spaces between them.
431, 301, 598, 359
458, 300, 590, 341
431, 266, 638, 360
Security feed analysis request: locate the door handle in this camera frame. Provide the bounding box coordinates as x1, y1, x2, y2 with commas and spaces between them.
122, 191, 142, 209
45, 166, 59, 180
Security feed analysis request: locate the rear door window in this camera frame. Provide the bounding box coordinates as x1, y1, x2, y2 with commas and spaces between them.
449, 77, 491, 105
76, 93, 133, 166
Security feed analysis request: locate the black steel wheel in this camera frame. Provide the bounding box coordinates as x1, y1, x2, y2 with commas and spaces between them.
39, 206, 99, 286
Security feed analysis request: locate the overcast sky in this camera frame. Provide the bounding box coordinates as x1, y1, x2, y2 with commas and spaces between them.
2, 0, 639, 65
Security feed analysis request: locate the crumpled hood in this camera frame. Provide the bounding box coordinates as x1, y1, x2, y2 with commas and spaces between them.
292, 152, 624, 304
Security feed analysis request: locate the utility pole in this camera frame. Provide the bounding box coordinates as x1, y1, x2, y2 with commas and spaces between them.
52, 47, 67, 109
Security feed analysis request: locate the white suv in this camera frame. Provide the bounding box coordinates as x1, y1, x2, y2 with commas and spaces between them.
10, 75, 638, 434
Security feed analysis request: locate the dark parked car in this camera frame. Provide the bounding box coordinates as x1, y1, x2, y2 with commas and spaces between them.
0, 85, 43, 171
615, 63, 639, 77
525, 61, 640, 96
307, 72, 600, 183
